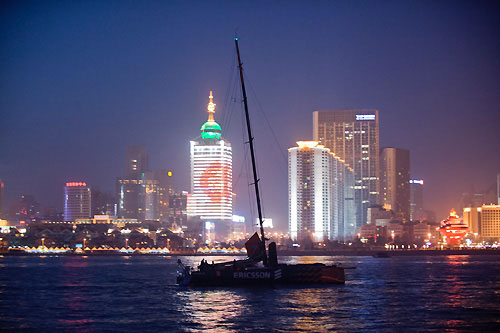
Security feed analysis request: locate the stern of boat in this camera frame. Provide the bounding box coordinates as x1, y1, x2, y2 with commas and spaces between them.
176, 259, 192, 286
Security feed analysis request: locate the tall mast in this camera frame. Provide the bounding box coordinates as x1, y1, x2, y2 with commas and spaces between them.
234, 37, 268, 265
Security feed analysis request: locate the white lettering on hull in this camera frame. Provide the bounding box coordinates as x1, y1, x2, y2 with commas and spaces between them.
233, 271, 271, 279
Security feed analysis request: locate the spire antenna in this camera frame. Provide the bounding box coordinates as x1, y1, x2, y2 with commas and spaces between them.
207, 90, 216, 121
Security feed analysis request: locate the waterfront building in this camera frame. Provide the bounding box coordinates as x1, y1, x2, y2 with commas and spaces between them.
188, 91, 232, 241
331, 153, 356, 239
380, 147, 410, 222
64, 182, 91, 221
148, 170, 174, 225
118, 145, 150, 220
413, 222, 435, 242
169, 190, 188, 229
118, 145, 173, 222
464, 205, 500, 240
438, 210, 468, 246
141, 172, 160, 221
409, 179, 424, 221
288, 141, 354, 242
367, 205, 393, 226
480, 205, 500, 239
117, 178, 142, 219
387, 221, 404, 241
463, 206, 481, 236
313, 109, 380, 233
117, 175, 159, 221
91, 189, 115, 216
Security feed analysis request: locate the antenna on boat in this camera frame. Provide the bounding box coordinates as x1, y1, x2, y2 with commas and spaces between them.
234, 37, 268, 266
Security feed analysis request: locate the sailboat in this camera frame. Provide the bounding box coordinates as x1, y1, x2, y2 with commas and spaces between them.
176, 38, 345, 286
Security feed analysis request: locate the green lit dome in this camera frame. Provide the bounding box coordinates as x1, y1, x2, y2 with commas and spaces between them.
200, 120, 222, 140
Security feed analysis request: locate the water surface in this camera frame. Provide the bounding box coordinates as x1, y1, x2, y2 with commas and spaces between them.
1, 255, 499, 331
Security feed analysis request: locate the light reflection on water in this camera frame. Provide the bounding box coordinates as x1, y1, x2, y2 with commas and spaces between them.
0, 255, 499, 331
179, 289, 245, 331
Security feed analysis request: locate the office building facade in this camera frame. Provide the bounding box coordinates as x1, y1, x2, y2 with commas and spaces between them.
64, 182, 91, 221
148, 170, 174, 225
313, 110, 380, 233
410, 179, 424, 221
464, 204, 500, 240
380, 147, 410, 221
117, 175, 160, 221
288, 141, 354, 242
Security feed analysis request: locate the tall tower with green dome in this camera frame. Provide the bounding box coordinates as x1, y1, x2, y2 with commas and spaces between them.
188, 91, 232, 242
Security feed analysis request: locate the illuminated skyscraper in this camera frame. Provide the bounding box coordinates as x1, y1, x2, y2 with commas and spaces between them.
288, 141, 354, 242
117, 174, 160, 221
188, 91, 232, 240
380, 147, 410, 221
409, 179, 424, 221
64, 182, 91, 221
148, 170, 174, 225
313, 110, 380, 233
118, 146, 169, 222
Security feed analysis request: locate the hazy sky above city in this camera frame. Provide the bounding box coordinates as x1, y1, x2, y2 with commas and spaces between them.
1, 0, 499, 229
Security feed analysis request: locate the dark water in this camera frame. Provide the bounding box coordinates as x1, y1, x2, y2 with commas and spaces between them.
1, 255, 500, 332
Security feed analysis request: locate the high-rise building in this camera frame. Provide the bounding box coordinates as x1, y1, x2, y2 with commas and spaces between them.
480, 205, 500, 239
148, 170, 174, 224
288, 141, 354, 242
380, 147, 410, 222
126, 145, 149, 178
64, 182, 91, 221
313, 110, 380, 232
117, 178, 142, 219
464, 204, 500, 240
188, 91, 232, 241
169, 190, 188, 228
117, 174, 160, 221
409, 179, 424, 221
331, 151, 356, 239
141, 173, 160, 221
463, 206, 481, 235
91, 189, 115, 216
118, 145, 168, 222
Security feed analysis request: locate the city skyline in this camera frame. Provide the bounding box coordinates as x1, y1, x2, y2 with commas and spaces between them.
1, 1, 500, 229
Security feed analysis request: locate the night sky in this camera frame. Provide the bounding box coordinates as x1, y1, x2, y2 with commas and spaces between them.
1, 1, 499, 230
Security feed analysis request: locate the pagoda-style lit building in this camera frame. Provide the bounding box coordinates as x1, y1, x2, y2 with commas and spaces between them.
438, 209, 468, 246
188, 91, 232, 242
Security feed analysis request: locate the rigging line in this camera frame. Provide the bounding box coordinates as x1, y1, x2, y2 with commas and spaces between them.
235, 76, 266, 225
245, 74, 288, 166
240, 101, 256, 232
221, 51, 237, 129
225, 72, 240, 132
233, 134, 249, 189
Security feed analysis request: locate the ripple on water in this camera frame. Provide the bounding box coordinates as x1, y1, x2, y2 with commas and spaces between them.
0, 255, 499, 331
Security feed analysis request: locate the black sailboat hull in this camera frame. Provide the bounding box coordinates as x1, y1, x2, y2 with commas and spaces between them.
183, 266, 281, 287
178, 262, 345, 287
